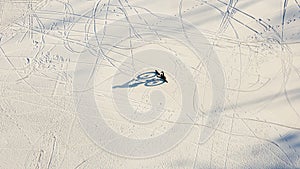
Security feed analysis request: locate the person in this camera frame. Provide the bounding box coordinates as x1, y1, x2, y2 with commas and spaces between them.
155, 70, 168, 83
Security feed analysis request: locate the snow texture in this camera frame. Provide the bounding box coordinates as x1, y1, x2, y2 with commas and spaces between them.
0, 0, 300, 168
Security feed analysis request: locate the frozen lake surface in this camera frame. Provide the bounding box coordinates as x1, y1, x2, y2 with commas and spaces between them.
0, 0, 300, 168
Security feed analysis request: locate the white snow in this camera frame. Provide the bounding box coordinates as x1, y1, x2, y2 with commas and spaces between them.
0, 0, 300, 168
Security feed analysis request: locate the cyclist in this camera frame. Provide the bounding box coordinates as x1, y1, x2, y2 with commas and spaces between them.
155, 70, 168, 83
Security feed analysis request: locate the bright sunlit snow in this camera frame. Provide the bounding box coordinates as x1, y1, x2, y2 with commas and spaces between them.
0, 0, 300, 168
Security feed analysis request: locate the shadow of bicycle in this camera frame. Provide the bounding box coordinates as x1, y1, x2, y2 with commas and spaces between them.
112, 71, 166, 89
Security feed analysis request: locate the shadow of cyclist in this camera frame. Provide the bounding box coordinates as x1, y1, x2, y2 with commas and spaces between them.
113, 71, 166, 89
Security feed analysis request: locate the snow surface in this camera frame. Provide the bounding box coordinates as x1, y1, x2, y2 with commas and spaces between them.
0, 0, 300, 168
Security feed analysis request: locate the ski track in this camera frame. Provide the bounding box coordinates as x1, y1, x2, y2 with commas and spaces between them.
0, 0, 299, 168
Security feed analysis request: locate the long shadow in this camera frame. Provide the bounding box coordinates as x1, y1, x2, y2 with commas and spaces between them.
112, 71, 166, 89
269, 132, 300, 168
168, 131, 300, 168
221, 87, 300, 112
